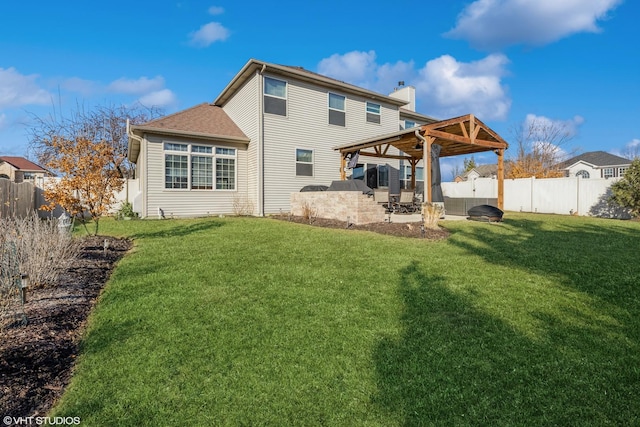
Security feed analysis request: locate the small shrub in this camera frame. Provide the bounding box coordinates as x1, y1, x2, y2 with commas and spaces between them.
116, 201, 138, 220
4, 213, 79, 289
232, 195, 255, 216
301, 202, 318, 224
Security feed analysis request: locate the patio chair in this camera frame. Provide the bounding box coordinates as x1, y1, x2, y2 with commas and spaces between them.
373, 188, 392, 212
396, 190, 417, 213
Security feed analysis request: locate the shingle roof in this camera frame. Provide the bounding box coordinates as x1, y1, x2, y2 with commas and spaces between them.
0, 156, 46, 171
458, 164, 497, 180
133, 103, 248, 141
559, 151, 631, 168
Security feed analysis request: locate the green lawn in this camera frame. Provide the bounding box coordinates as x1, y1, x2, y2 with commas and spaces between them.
53, 213, 640, 426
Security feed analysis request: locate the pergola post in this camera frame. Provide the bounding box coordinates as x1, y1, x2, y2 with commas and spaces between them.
410, 159, 416, 190
340, 154, 346, 180
423, 136, 435, 203
497, 148, 504, 209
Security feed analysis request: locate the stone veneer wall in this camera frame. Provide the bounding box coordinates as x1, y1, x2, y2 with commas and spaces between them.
290, 191, 386, 225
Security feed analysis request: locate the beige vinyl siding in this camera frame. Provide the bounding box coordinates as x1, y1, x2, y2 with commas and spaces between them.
143, 134, 247, 218
262, 74, 401, 213
222, 73, 259, 214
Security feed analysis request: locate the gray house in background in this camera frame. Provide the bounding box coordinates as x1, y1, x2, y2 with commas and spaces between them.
559, 151, 631, 179
454, 164, 498, 182
128, 58, 436, 218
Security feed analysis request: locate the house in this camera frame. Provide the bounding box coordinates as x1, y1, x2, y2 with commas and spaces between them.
0, 156, 50, 182
559, 151, 631, 179
454, 164, 497, 182
128, 58, 507, 218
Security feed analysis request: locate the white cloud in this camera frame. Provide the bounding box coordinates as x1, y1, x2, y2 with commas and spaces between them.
138, 89, 177, 108
108, 76, 165, 95
627, 138, 640, 148
61, 77, 100, 96
317, 51, 511, 121
415, 54, 511, 120
524, 113, 584, 140
208, 6, 224, 15
189, 22, 230, 47
317, 51, 379, 87
445, 0, 623, 50
0, 67, 50, 108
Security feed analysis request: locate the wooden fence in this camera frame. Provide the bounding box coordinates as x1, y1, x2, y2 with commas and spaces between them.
0, 179, 35, 219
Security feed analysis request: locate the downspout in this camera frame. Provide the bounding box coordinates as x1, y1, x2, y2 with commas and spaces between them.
126, 120, 146, 217
257, 64, 266, 216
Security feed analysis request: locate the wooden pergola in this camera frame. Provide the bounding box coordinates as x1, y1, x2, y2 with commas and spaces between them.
334, 114, 509, 209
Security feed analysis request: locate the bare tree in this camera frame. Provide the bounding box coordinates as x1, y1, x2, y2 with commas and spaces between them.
27, 103, 163, 178
620, 140, 640, 160
506, 116, 579, 179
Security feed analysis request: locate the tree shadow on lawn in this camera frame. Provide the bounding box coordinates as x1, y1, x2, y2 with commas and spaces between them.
447, 217, 640, 312
373, 260, 640, 426
127, 218, 224, 240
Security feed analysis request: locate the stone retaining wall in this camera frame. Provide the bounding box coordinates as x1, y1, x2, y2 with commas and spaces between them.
290, 191, 386, 225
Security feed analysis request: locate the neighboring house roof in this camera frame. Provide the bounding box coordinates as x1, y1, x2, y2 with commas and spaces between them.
456, 164, 497, 181
214, 59, 411, 108
0, 156, 47, 172
128, 103, 250, 162
559, 151, 631, 169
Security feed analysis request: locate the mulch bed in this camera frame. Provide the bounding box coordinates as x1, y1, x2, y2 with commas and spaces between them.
0, 236, 131, 417
271, 215, 450, 240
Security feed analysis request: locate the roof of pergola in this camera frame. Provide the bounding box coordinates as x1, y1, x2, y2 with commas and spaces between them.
334, 114, 509, 160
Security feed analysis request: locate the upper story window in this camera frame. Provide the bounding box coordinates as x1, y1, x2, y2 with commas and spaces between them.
404, 120, 416, 129
328, 93, 346, 126
296, 148, 313, 177
164, 142, 236, 190
366, 102, 381, 124
603, 167, 614, 178
264, 77, 287, 116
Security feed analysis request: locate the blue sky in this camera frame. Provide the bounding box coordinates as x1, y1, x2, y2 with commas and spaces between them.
1, 0, 638, 175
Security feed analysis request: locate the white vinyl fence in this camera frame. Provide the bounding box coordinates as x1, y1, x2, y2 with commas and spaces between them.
442, 176, 631, 219
35, 177, 138, 219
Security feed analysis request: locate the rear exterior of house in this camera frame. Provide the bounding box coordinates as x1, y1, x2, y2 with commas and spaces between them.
128, 59, 436, 218
560, 151, 631, 179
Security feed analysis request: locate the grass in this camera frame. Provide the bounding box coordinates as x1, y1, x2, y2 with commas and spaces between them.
52, 213, 640, 425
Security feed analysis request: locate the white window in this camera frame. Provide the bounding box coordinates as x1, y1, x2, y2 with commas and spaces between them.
377, 165, 389, 187
603, 167, 614, 178
264, 77, 287, 116
366, 102, 381, 124
164, 143, 236, 190
216, 148, 236, 190
296, 149, 313, 176
618, 167, 628, 177
328, 93, 346, 126
576, 170, 590, 179
402, 165, 424, 181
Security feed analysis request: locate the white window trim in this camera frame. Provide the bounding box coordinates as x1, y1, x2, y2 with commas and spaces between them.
263, 76, 288, 117
602, 167, 614, 178
328, 92, 346, 127
295, 148, 314, 177
366, 102, 381, 124
163, 141, 237, 191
